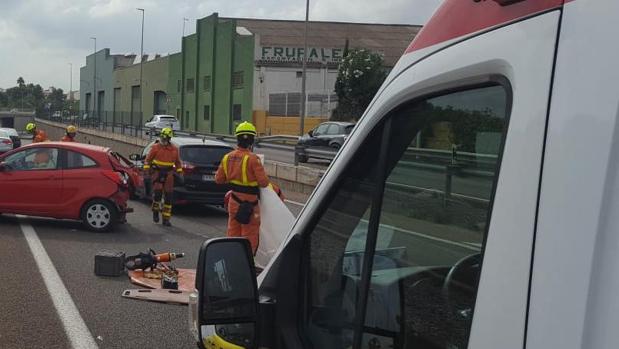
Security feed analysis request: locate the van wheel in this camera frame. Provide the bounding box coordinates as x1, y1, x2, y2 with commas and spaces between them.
81, 199, 118, 232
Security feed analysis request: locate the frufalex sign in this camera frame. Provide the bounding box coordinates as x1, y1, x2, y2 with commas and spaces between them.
257, 46, 344, 64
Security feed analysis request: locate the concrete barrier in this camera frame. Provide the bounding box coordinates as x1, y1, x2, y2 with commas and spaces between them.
35, 118, 322, 195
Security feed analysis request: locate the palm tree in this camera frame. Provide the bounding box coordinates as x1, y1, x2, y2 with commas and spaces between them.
17, 77, 25, 87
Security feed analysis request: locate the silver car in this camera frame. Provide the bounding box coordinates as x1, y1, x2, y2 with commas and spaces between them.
144, 115, 180, 131
0, 130, 14, 154
0, 128, 21, 148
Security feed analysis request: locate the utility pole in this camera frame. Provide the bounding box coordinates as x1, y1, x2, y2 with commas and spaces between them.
90, 37, 96, 119
296, 0, 310, 166
137, 8, 145, 131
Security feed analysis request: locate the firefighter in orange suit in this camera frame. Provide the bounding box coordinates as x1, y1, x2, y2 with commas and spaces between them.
61, 125, 77, 142
26, 123, 49, 143
215, 121, 270, 254
143, 127, 183, 227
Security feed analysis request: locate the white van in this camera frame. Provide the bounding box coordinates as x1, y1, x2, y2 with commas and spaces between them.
191, 1, 619, 348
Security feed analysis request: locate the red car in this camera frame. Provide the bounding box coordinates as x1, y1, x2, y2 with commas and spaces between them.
0, 142, 133, 231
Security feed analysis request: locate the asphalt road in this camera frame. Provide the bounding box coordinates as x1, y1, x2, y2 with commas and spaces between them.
92, 123, 330, 169
0, 199, 303, 349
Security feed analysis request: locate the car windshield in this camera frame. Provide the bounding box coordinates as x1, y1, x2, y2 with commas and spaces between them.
180, 146, 230, 165
159, 116, 176, 120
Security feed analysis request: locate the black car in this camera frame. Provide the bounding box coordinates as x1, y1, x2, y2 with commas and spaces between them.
295, 121, 354, 163
130, 136, 233, 206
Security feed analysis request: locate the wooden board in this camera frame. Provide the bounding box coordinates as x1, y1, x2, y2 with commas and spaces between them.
128, 268, 196, 292
122, 288, 191, 305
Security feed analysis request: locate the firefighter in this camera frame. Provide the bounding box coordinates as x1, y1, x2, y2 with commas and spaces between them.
26, 123, 49, 143
61, 125, 77, 142
216, 121, 270, 255
224, 182, 284, 211
143, 127, 183, 227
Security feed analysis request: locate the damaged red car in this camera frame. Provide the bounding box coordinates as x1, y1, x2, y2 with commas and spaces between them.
0, 142, 133, 232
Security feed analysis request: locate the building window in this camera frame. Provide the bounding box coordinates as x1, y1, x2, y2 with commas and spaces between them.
176, 108, 180, 119
232, 72, 244, 89
185, 111, 190, 128
233, 104, 242, 121
203, 76, 211, 92
286, 93, 301, 116
186, 78, 195, 93
203, 105, 210, 121
177, 80, 181, 92
268, 92, 303, 116
296, 71, 303, 78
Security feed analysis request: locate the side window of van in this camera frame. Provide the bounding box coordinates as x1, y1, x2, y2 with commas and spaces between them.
304, 85, 509, 349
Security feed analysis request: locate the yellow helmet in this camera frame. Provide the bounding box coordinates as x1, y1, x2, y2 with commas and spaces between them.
235, 121, 257, 137
160, 127, 174, 139
66, 125, 77, 133
26, 123, 36, 133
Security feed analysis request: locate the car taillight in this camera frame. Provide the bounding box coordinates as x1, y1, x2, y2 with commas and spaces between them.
182, 162, 195, 175
1, 140, 12, 145
103, 170, 128, 187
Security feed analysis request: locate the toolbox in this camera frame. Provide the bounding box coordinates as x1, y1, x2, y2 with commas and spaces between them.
94, 251, 126, 276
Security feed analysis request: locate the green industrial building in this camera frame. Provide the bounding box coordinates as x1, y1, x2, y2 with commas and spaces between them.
112, 56, 169, 125
80, 13, 419, 135
167, 14, 254, 134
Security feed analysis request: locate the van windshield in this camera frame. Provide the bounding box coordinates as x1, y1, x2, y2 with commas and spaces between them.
180, 146, 230, 165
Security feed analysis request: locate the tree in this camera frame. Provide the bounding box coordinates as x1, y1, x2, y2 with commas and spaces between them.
47, 87, 66, 113
331, 48, 387, 121
16, 77, 25, 88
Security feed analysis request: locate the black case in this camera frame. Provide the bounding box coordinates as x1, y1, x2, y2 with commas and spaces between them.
94, 251, 126, 276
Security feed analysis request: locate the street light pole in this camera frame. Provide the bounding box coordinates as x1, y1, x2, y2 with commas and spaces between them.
183, 17, 189, 37
296, 0, 310, 166
90, 37, 96, 119
137, 8, 145, 132
68, 63, 73, 101
68, 63, 73, 117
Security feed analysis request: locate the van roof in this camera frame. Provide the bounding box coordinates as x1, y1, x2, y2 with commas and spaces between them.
405, 0, 567, 54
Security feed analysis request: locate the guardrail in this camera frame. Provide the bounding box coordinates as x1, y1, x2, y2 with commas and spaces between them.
44, 115, 499, 172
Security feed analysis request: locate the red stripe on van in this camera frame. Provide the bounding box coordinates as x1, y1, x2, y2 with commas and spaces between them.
405, 0, 571, 54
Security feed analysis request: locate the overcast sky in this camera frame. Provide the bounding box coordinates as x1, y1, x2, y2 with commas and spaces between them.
0, 0, 441, 91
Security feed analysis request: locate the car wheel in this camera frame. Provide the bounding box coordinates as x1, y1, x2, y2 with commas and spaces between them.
330, 142, 341, 149
81, 199, 118, 232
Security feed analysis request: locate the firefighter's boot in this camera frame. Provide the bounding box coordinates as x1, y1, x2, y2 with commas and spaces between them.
152, 202, 161, 223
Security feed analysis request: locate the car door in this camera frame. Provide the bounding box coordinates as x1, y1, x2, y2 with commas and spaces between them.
0, 147, 62, 215
257, 5, 561, 349
325, 124, 344, 148
309, 123, 329, 147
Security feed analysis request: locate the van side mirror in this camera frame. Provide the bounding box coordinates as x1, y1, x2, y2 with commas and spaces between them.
195, 238, 258, 349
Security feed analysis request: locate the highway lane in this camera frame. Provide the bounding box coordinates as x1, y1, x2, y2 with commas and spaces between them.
0, 198, 302, 349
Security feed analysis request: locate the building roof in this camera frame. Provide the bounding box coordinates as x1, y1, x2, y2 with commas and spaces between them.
226, 17, 421, 66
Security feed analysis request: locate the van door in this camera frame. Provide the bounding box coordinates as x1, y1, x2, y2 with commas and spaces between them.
259, 7, 562, 349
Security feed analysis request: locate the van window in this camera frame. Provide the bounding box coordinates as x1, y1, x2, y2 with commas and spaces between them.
303, 84, 509, 349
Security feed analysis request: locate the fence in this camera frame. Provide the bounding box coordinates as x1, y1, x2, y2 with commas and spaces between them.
38, 110, 148, 138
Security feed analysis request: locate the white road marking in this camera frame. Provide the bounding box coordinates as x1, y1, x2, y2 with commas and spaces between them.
19, 218, 98, 349
284, 199, 306, 207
